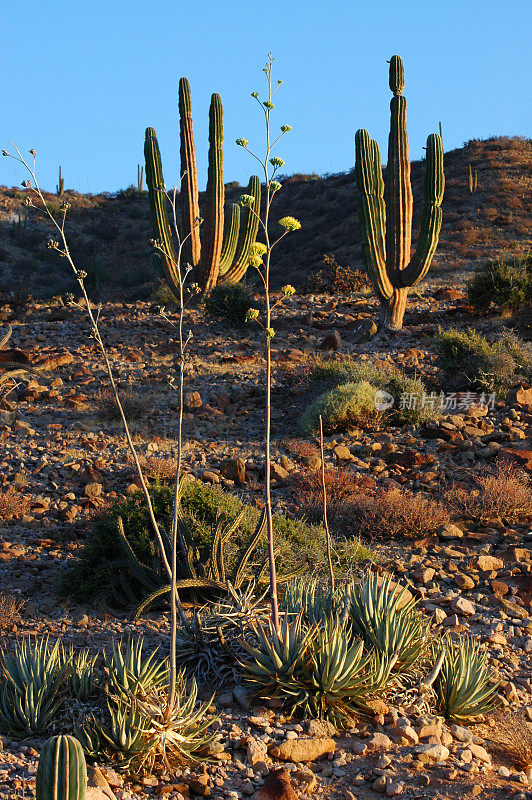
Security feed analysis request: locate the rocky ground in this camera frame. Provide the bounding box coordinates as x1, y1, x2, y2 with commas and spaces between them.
0, 285, 531, 799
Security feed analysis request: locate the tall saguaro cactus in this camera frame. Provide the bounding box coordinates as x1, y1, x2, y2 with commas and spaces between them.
144, 80, 260, 296
355, 55, 444, 330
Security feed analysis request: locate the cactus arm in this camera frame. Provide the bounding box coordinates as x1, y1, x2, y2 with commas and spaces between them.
219, 203, 241, 274
179, 78, 201, 269
219, 174, 261, 285
385, 82, 413, 282
199, 93, 225, 293
144, 127, 179, 297
355, 130, 392, 301
399, 133, 444, 288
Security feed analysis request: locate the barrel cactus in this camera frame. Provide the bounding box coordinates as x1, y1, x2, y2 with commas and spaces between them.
355, 55, 444, 330
36, 735, 86, 800
144, 78, 260, 296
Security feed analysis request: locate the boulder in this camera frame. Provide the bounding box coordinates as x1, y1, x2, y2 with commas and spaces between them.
268, 737, 336, 763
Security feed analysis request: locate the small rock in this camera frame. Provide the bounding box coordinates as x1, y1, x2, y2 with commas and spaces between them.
268, 737, 336, 763
414, 743, 450, 763
321, 330, 342, 351
436, 523, 464, 540
253, 769, 298, 800
451, 596, 476, 616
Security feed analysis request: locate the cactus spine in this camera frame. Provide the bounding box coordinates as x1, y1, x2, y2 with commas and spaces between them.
355, 55, 444, 330
36, 735, 86, 800
56, 166, 64, 197
144, 80, 260, 297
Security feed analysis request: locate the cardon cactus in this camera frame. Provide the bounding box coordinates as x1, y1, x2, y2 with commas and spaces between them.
144, 78, 260, 296
355, 55, 444, 330
36, 735, 86, 800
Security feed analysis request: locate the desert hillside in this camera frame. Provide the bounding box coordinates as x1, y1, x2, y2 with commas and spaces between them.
0, 135, 530, 300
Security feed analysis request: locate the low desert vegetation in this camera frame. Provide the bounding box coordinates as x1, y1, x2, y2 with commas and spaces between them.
436, 326, 532, 394
0, 487, 32, 521
448, 461, 532, 523
95, 388, 153, 422
299, 357, 439, 434
204, 282, 257, 327
468, 253, 532, 312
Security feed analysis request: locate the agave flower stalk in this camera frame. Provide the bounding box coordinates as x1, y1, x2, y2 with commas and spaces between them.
236, 53, 300, 632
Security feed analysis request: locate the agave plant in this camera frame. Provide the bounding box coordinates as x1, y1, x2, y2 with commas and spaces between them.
104, 637, 168, 698
435, 636, 500, 722
239, 612, 315, 701
349, 573, 428, 669
78, 672, 215, 773
298, 618, 374, 723
61, 646, 100, 700
282, 578, 347, 626
0, 637, 68, 737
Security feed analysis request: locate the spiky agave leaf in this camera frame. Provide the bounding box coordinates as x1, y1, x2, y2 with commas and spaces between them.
435, 636, 500, 722
61, 645, 100, 700
297, 617, 375, 724
283, 578, 346, 626
104, 637, 168, 698
0, 637, 68, 737
349, 573, 428, 669
239, 612, 315, 700
79, 696, 152, 772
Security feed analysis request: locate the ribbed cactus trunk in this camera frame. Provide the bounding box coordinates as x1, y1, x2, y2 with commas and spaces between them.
144, 127, 179, 295
179, 78, 201, 271
199, 93, 225, 293
355, 55, 444, 331
145, 79, 262, 295
36, 735, 86, 800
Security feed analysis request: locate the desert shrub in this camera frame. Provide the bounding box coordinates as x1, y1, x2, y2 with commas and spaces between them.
95, 389, 152, 422
291, 467, 374, 528
0, 595, 23, 632
304, 254, 370, 294
61, 481, 369, 606
299, 381, 378, 435
447, 461, 532, 523
302, 358, 438, 431
488, 711, 532, 771
436, 327, 532, 394
468, 254, 531, 312
0, 488, 31, 521
204, 282, 256, 327
339, 487, 450, 540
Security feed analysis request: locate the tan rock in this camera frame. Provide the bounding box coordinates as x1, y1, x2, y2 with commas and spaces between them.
253, 769, 298, 800
471, 555, 503, 572
268, 737, 336, 763
468, 743, 491, 764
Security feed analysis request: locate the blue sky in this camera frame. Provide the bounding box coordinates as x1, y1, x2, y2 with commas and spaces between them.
1, 0, 529, 194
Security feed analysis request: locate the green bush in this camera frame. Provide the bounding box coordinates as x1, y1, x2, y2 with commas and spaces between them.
205, 282, 256, 327
300, 359, 438, 433
61, 481, 370, 607
468, 254, 531, 312
436, 326, 532, 395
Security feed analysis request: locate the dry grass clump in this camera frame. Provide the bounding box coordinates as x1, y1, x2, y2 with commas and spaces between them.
304, 253, 370, 294
285, 439, 321, 463
127, 453, 177, 483
342, 487, 451, 540
95, 389, 152, 421
0, 594, 23, 632
291, 467, 373, 525
489, 710, 532, 771
0, 488, 32, 521
447, 461, 532, 523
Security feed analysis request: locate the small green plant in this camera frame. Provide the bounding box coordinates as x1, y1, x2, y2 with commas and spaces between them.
299, 381, 379, 435
78, 671, 215, 773
205, 282, 256, 327
435, 637, 499, 722
348, 573, 428, 669
467, 254, 531, 312
304, 357, 439, 429
436, 326, 532, 394
104, 637, 168, 698
0, 637, 68, 737
36, 735, 86, 800
62, 647, 99, 700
